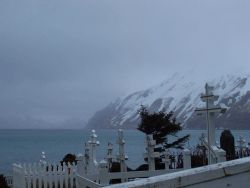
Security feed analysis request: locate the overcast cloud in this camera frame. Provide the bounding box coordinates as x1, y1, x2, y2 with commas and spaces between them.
0, 0, 249, 128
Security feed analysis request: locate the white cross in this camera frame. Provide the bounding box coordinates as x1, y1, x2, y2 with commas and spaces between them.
195, 83, 226, 164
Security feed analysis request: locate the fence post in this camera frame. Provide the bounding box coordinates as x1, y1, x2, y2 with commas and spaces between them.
58, 164, 64, 188
27, 163, 32, 188
72, 163, 78, 188
42, 163, 48, 188
183, 149, 191, 169
52, 162, 58, 188
64, 162, 69, 188
37, 163, 43, 188
76, 154, 85, 176
13, 164, 26, 188
99, 160, 109, 186
68, 163, 74, 188
32, 163, 37, 188
211, 146, 226, 163
48, 163, 53, 188
217, 149, 226, 163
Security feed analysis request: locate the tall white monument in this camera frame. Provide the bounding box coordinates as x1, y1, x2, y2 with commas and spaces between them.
195, 83, 226, 164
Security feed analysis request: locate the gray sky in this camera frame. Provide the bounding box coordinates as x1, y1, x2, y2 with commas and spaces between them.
0, 0, 249, 128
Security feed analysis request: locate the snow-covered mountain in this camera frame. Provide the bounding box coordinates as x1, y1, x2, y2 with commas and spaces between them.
86, 73, 250, 130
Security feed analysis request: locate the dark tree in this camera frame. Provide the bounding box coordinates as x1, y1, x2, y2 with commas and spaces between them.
137, 106, 190, 149
60, 153, 77, 166
0, 174, 9, 188
220, 130, 236, 160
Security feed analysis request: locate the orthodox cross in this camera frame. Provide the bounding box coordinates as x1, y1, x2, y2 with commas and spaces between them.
195, 83, 226, 164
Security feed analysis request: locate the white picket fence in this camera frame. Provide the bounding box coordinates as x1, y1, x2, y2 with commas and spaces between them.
13, 162, 78, 188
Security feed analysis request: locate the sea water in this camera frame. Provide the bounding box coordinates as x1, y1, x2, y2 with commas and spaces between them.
0, 129, 249, 175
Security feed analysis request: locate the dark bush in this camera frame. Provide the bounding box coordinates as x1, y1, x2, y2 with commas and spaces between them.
0, 174, 9, 188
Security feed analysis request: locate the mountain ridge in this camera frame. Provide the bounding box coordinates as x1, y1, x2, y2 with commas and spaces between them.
86, 73, 250, 130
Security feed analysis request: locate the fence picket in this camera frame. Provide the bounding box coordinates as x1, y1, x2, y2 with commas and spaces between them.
32, 163, 37, 188
13, 160, 80, 188
68, 163, 74, 188
60, 167, 64, 188
48, 164, 53, 188
53, 162, 58, 188
64, 162, 69, 188
27, 163, 32, 188
37, 163, 42, 188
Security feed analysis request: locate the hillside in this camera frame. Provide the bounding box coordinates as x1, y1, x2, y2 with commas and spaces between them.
87, 73, 250, 130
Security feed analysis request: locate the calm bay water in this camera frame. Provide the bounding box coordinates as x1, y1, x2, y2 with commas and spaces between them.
1, 129, 250, 175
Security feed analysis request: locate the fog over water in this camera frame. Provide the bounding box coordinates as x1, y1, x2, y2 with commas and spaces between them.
0, 0, 249, 128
